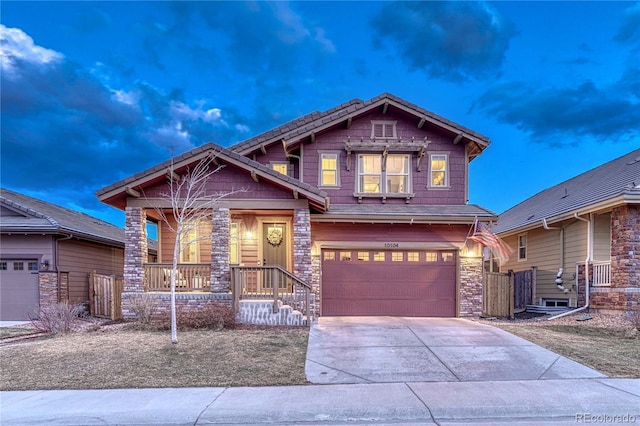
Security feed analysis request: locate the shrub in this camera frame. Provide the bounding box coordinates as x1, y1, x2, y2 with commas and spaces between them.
128, 295, 159, 326
29, 302, 82, 334
156, 303, 237, 331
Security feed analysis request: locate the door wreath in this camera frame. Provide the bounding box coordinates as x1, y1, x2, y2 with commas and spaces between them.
267, 227, 284, 247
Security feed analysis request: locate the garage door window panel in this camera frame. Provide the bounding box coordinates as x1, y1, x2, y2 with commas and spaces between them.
0, 262, 6, 270
324, 251, 336, 261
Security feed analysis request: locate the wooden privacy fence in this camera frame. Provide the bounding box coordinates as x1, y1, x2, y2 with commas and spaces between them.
483, 271, 514, 319
89, 271, 124, 320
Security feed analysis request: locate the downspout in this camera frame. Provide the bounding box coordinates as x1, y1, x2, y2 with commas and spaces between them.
548, 213, 591, 320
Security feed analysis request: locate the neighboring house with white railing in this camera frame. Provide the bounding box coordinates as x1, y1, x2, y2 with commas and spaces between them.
493, 149, 640, 312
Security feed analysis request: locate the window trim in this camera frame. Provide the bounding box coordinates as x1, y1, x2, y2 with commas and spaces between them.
318, 151, 341, 188
517, 233, 527, 262
371, 120, 397, 139
428, 152, 450, 189
355, 153, 412, 196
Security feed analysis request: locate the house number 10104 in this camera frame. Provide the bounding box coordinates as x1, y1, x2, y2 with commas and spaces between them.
384, 243, 399, 248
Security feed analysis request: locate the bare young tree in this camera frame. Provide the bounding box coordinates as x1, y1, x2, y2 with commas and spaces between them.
150, 151, 242, 344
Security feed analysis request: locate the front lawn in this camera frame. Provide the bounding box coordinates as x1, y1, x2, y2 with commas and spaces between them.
486, 313, 639, 378
0, 326, 309, 390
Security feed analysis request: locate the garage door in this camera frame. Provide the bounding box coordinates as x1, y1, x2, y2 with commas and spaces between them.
0, 259, 39, 321
321, 249, 456, 317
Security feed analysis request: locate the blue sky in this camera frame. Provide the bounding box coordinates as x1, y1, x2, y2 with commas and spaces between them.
2, 1, 639, 228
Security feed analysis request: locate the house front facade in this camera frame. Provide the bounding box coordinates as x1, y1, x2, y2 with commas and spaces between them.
97, 94, 496, 322
493, 149, 640, 312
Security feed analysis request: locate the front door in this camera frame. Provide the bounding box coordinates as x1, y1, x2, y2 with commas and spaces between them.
262, 222, 288, 291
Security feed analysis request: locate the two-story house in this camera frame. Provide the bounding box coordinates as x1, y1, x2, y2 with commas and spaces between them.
97, 93, 496, 322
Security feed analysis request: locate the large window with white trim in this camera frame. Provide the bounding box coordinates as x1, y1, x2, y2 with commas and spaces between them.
357, 154, 410, 195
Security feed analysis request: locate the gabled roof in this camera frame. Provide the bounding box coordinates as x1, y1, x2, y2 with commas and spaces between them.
494, 149, 640, 235
231, 93, 490, 160
0, 188, 126, 247
97, 143, 329, 212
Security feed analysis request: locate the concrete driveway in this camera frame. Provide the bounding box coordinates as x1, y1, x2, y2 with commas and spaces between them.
305, 316, 606, 384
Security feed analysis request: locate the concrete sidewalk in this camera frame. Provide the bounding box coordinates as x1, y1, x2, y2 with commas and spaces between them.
1, 379, 639, 425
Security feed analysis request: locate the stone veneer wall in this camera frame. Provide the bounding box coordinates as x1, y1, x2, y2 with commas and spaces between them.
211, 207, 230, 292
38, 271, 59, 308
293, 209, 312, 284
124, 207, 147, 293
459, 256, 483, 317
310, 255, 321, 316
591, 205, 640, 311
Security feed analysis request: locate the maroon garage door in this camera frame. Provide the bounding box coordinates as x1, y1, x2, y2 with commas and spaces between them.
321, 249, 456, 317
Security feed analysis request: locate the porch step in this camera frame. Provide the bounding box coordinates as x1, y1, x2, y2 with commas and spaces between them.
238, 300, 307, 326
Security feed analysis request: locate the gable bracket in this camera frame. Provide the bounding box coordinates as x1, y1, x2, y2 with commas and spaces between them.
417, 117, 426, 129
292, 189, 299, 200
125, 187, 141, 198
310, 133, 315, 143
166, 170, 181, 182
260, 145, 267, 155
346, 116, 352, 129
382, 102, 389, 114
345, 136, 352, 171
417, 146, 426, 172
382, 146, 389, 171
453, 133, 464, 144
251, 170, 259, 183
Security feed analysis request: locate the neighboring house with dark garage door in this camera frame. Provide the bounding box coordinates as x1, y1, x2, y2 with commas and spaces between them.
97, 93, 496, 322
0, 188, 155, 321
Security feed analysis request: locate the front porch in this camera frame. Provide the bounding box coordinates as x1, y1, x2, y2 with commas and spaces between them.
124, 206, 315, 325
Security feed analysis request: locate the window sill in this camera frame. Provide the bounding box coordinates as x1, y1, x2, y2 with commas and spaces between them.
427, 186, 451, 190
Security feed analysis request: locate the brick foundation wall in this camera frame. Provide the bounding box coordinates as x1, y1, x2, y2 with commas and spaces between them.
121, 292, 232, 320
211, 208, 230, 292
459, 257, 483, 317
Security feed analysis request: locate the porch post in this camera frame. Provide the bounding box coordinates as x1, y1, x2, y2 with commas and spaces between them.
211, 207, 230, 292
293, 208, 312, 284
124, 206, 147, 293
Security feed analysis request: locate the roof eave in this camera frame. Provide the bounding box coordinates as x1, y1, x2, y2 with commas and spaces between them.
496, 193, 640, 237
311, 213, 495, 224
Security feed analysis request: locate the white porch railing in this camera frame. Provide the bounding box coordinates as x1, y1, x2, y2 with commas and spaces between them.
591, 261, 611, 287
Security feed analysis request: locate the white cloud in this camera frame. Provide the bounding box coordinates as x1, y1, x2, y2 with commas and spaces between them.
0, 25, 63, 77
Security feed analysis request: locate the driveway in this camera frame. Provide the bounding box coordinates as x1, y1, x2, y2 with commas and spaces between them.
305, 316, 606, 384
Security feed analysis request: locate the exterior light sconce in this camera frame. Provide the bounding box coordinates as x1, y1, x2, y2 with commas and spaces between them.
245, 231, 254, 240
460, 241, 481, 258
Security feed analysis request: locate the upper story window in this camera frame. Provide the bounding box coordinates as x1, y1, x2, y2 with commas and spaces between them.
270, 162, 289, 176
429, 153, 449, 188
518, 234, 527, 261
371, 120, 397, 139
357, 154, 410, 195
319, 152, 340, 187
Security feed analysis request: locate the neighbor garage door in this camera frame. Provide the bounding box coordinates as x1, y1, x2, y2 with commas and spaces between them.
0, 259, 39, 321
321, 249, 456, 317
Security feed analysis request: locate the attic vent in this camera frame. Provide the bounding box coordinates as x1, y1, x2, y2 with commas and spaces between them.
527, 214, 535, 220
561, 188, 569, 199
